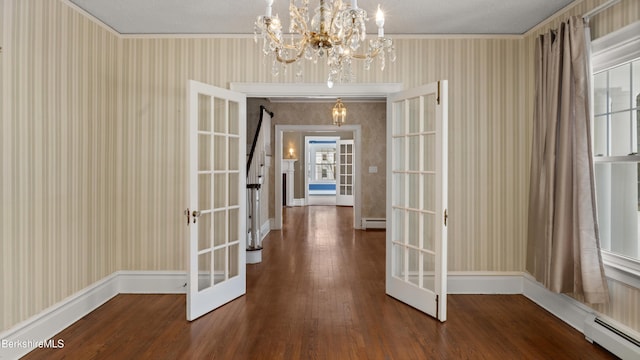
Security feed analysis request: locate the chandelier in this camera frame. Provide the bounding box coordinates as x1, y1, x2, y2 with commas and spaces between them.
254, 0, 396, 87
332, 98, 346, 126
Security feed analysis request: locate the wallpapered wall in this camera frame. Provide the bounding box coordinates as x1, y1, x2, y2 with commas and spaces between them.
1, 0, 119, 332
1, 0, 638, 334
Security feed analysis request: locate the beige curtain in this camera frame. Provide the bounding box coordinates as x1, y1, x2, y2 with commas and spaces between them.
526, 16, 609, 304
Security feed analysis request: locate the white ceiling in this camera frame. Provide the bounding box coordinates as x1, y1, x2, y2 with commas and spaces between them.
68, 0, 577, 36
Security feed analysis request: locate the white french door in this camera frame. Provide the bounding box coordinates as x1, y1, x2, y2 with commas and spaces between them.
186, 80, 246, 321
336, 139, 354, 206
386, 81, 448, 321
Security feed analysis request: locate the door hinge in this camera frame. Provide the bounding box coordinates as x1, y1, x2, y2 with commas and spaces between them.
437, 81, 441, 105
444, 209, 448, 226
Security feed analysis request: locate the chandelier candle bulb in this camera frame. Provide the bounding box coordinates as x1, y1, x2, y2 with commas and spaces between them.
376, 5, 384, 37
266, 0, 273, 16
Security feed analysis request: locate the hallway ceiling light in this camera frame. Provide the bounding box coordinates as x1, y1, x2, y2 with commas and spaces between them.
254, 0, 396, 88
332, 98, 347, 126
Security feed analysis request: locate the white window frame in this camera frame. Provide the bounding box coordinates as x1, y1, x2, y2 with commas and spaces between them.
591, 20, 640, 289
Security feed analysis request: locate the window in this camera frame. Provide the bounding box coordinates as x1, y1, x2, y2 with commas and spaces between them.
591, 21, 640, 287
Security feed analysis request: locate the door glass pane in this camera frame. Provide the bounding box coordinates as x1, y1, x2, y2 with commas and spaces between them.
213, 248, 226, 285
228, 173, 239, 206
393, 208, 405, 243
422, 213, 434, 251
407, 211, 419, 247
214, 173, 227, 209
199, 213, 212, 251
229, 243, 239, 278
393, 101, 405, 135
198, 252, 212, 291
421, 252, 436, 291
408, 248, 419, 286
610, 63, 631, 112
423, 134, 435, 172
393, 137, 405, 171
392, 174, 405, 207
229, 208, 239, 242
392, 244, 405, 278
408, 135, 420, 171
199, 174, 211, 210
214, 135, 227, 171
408, 174, 419, 209
229, 137, 239, 171
408, 97, 420, 133
199, 134, 211, 171
213, 210, 226, 247
229, 100, 239, 136
214, 98, 227, 133
198, 94, 211, 132
423, 174, 435, 211
424, 94, 436, 132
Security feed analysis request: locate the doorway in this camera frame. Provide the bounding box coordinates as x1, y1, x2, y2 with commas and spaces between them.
306, 136, 340, 205
276, 124, 362, 229
230, 82, 404, 231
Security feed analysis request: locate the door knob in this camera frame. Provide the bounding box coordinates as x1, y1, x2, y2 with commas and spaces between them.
192, 210, 201, 223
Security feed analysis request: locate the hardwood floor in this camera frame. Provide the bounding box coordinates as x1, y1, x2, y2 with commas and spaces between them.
24, 206, 615, 359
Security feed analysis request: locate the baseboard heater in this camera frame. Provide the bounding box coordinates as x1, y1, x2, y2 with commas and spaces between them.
362, 218, 386, 230
584, 315, 640, 359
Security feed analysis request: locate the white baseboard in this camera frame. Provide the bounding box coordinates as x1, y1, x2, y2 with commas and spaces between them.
3, 271, 636, 359
291, 198, 306, 206
260, 219, 271, 241
0, 271, 186, 360
361, 218, 386, 230
521, 273, 592, 333
448, 272, 523, 294
117, 271, 187, 294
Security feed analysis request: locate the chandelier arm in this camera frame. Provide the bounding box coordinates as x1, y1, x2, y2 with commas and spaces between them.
289, 3, 310, 34
350, 47, 382, 60
275, 38, 309, 64
328, 1, 340, 36
263, 27, 308, 52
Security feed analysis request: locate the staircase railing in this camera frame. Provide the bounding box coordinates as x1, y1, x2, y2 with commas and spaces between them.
246, 106, 273, 251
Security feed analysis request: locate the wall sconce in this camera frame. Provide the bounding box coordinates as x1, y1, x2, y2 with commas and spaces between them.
288, 147, 295, 158
332, 98, 347, 127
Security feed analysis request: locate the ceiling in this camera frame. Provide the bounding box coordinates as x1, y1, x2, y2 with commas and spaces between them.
68, 0, 577, 36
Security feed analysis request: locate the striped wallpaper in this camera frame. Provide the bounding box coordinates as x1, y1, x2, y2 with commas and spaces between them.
1, 0, 638, 334
1, 0, 119, 331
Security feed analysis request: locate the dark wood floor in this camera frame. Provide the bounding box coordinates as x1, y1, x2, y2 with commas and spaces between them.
25, 206, 615, 359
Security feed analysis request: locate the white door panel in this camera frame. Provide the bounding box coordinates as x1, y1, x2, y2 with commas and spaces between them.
187, 80, 246, 321
336, 139, 354, 206
386, 81, 448, 321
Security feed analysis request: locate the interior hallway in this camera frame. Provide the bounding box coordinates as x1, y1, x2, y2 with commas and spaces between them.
23, 206, 615, 359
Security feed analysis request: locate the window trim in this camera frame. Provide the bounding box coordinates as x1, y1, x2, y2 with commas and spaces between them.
591, 20, 640, 289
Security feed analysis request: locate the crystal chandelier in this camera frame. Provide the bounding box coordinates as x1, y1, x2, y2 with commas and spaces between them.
332, 98, 346, 126
254, 0, 396, 88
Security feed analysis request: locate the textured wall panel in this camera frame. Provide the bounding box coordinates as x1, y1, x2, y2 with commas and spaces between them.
1, 0, 119, 331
